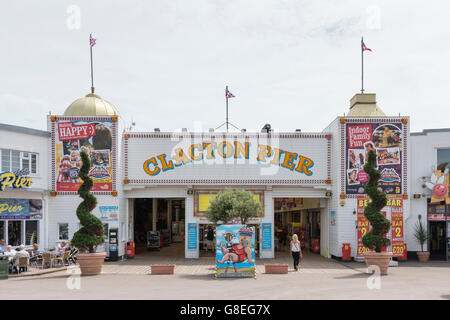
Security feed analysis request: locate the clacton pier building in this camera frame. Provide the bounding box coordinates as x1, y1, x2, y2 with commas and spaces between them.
1, 91, 449, 262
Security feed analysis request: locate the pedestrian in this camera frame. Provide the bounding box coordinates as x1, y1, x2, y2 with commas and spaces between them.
290, 234, 302, 271
206, 227, 214, 253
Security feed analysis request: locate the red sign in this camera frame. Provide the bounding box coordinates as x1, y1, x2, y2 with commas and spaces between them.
347, 125, 372, 148
57, 122, 96, 141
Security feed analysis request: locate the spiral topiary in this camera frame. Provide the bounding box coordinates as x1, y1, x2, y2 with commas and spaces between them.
362, 149, 391, 252
71, 151, 104, 253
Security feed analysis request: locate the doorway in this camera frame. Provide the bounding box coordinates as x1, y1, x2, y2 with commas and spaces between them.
429, 221, 446, 260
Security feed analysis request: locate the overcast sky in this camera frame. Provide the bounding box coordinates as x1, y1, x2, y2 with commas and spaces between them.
1, 1, 449, 133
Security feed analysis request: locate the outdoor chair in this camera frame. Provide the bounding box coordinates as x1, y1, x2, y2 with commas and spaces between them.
14, 257, 29, 275
42, 252, 54, 268
61, 251, 71, 266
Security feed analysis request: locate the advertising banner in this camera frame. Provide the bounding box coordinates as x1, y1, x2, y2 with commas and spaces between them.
187, 223, 197, 250
125, 133, 331, 185
215, 225, 255, 278
99, 206, 119, 222
0, 199, 29, 220
54, 119, 113, 192
346, 122, 403, 195
261, 223, 272, 250
357, 195, 404, 258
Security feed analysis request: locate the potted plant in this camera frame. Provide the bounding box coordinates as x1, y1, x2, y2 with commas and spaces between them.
413, 221, 430, 262
71, 151, 106, 275
362, 150, 392, 275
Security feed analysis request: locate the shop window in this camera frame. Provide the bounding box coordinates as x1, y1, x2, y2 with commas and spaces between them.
26, 221, 39, 245
8, 221, 22, 247
0, 149, 38, 175
437, 149, 450, 171
58, 223, 69, 241
103, 223, 109, 240
0, 221, 4, 243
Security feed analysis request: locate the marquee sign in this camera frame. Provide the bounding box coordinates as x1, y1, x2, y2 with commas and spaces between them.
124, 133, 331, 185
0, 169, 33, 191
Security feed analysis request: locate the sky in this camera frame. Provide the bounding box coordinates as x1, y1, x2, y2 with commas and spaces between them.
1, 1, 449, 133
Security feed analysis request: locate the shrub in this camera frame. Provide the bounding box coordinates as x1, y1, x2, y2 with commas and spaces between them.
361, 149, 391, 252
71, 151, 104, 253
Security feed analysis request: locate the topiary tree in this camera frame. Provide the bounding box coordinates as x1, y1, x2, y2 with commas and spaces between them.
206, 189, 262, 225
362, 149, 391, 252
71, 151, 104, 253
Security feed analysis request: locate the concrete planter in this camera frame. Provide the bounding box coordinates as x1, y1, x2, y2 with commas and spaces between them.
363, 252, 393, 275
265, 264, 288, 274
417, 251, 430, 262
151, 264, 175, 275
77, 252, 106, 276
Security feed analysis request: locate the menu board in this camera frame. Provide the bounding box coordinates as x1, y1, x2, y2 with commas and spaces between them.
261, 223, 272, 250
187, 223, 198, 250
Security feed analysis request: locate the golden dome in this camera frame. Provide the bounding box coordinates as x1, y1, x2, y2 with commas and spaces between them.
64, 93, 120, 116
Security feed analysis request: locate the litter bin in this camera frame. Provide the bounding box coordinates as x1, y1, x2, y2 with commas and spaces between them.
312, 238, 320, 253
0, 256, 9, 280
342, 243, 351, 261
126, 241, 135, 259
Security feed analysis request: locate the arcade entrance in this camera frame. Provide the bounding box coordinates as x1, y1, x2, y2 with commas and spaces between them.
132, 198, 185, 257
274, 197, 324, 257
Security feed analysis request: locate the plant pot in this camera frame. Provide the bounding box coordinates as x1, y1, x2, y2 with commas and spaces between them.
77, 252, 106, 276
416, 251, 430, 262
151, 265, 175, 275
264, 264, 288, 274
363, 252, 393, 275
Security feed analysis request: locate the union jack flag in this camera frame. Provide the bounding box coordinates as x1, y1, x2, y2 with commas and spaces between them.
361, 40, 372, 52
226, 89, 235, 98
90, 35, 96, 47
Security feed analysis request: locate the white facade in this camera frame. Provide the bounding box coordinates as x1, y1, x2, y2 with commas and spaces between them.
2, 102, 448, 261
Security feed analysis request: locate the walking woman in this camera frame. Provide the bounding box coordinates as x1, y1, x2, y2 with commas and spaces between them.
290, 234, 302, 271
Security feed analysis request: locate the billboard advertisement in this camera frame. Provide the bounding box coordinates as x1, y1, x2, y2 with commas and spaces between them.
356, 195, 405, 258
0, 199, 42, 220
54, 119, 113, 192
215, 224, 255, 278
346, 122, 403, 195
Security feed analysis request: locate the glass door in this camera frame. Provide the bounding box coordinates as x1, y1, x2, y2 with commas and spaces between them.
8, 221, 22, 247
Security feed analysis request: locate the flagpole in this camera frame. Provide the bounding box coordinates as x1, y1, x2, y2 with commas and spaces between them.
361, 37, 364, 94
90, 33, 95, 94
226, 85, 229, 132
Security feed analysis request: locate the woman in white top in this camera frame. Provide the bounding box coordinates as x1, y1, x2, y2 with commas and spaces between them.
290, 234, 302, 271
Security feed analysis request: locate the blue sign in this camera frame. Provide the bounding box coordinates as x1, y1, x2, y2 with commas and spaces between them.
187, 223, 197, 250
99, 206, 119, 222
0, 199, 30, 220
261, 223, 272, 250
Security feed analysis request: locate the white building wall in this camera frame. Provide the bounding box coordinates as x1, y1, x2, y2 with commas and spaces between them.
408, 129, 450, 251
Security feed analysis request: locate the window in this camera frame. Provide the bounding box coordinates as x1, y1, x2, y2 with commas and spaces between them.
26, 221, 39, 245
103, 223, 109, 240
437, 149, 450, 171
8, 221, 22, 247
1, 149, 38, 174
58, 223, 69, 241
0, 221, 4, 243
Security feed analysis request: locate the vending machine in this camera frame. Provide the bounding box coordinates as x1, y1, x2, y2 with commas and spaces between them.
108, 228, 119, 261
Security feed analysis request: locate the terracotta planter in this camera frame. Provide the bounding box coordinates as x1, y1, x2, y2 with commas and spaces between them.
77, 252, 106, 276
265, 264, 288, 274
363, 252, 393, 275
151, 265, 175, 275
417, 251, 430, 262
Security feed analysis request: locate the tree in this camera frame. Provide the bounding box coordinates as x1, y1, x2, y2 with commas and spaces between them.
71, 151, 104, 253
362, 149, 391, 252
206, 189, 262, 225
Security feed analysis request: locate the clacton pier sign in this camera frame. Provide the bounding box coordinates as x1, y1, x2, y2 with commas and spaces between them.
124, 133, 331, 185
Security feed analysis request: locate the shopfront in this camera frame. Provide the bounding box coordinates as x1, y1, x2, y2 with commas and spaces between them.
123, 131, 332, 259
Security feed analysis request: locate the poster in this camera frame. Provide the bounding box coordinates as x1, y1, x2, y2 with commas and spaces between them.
99, 206, 119, 222
357, 195, 405, 258
261, 223, 272, 250
215, 224, 255, 278
187, 223, 197, 250
346, 123, 403, 195
55, 119, 113, 192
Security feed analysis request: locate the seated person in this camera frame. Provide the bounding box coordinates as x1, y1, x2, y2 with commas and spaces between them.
4, 245, 16, 261
29, 243, 41, 262
13, 245, 30, 273
55, 241, 67, 256
0, 239, 6, 254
